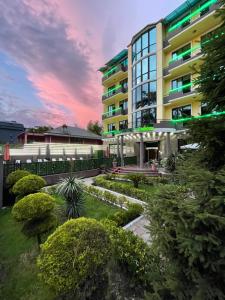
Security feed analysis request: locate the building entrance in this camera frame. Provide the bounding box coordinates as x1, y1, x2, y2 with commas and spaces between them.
144, 142, 159, 162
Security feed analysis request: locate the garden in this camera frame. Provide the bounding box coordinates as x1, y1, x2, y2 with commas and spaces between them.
1, 4, 225, 299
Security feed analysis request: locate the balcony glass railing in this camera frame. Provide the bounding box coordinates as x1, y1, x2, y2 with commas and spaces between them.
168, 0, 218, 33
169, 82, 193, 94
102, 64, 127, 80
171, 111, 225, 123
103, 126, 155, 136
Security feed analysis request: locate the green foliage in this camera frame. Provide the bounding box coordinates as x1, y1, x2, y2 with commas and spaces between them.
6, 169, 31, 190
37, 218, 111, 299
12, 175, 46, 198
147, 176, 225, 299
85, 185, 143, 226
102, 219, 160, 289
126, 173, 146, 188
12, 193, 56, 245
56, 176, 85, 219
28, 126, 52, 133
94, 176, 150, 202
166, 154, 176, 172
87, 120, 102, 136
190, 5, 225, 171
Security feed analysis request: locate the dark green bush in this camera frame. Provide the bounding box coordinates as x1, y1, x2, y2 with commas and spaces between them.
109, 203, 144, 226
126, 173, 146, 188
12, 174, 46, 198
37, 218, 111, 299
12, 192, 56, 245
6, 169, 31, 190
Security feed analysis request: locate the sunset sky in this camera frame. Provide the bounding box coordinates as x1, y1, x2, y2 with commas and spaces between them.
0, 0, 185, 128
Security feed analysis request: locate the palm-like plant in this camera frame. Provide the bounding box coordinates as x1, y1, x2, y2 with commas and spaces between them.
56, 177, 85, 219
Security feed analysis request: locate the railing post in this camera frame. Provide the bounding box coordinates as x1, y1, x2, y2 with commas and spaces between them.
0, 155, 4, 208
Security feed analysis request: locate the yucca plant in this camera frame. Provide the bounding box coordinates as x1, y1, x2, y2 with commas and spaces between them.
56, 177, 85, 219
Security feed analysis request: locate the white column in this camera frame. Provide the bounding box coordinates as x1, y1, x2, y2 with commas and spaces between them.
120, 135, 124, 167
140, 133, 144, 169
117, 136, 120, 158
166, 132, 172, 156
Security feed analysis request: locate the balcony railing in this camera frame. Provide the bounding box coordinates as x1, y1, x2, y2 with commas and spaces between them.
102, 86, 128, 101
164, 82, 196, 104
102, 108, 128, 120
163, 51, 202, 76
164, 1, 220, 45
102, 64, 128, 82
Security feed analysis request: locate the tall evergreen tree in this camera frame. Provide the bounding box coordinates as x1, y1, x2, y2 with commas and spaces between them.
187, 0, 225, 170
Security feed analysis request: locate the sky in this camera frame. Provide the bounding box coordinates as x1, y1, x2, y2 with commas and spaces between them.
0, 0, 185, 129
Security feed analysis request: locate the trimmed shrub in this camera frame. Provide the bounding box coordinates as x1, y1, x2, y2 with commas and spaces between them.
126, 173, 146, 188
12, 174, 46, 198
6, 169, 31, 190
37, 218, 111, 298
94, 176, 149, 202
102, 219, 160, 287
12, 192, 56, 245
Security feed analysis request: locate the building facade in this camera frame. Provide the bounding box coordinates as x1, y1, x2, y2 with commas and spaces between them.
0, 121, 25, 144
100, 0, 222, 166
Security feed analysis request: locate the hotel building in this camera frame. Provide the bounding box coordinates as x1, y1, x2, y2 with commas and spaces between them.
99, 0, 223, 167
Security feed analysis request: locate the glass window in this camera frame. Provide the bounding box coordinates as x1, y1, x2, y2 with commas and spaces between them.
119, 120, 128, 130
172, 43, 191, 62
120, 100, 128, 111
136, 86, 142, 109
172, 105, 191, 119
142, 57, 148, 81
142, 83, 149, 107
120, 79, 128, 90
136, 62, 141, 85
171, 75, 191, 93
133, 108, 156, 128
149, 81, 157, 105
108, 104, 115, 117
108, 123, 116, 132
149, 28, 156, 53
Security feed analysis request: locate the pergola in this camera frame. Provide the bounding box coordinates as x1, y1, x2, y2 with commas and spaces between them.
103, 128, 178, 168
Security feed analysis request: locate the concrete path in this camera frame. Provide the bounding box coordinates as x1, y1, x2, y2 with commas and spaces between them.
82, 177, 151, 244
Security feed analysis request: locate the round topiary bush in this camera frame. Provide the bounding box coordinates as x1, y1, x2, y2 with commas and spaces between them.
37, 218, 111, 298
6, 169, 31, 189
12, 174, 46, 198
12, 192, 56, 244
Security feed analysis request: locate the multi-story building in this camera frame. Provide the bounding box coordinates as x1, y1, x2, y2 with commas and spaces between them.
99, 0, 222, 167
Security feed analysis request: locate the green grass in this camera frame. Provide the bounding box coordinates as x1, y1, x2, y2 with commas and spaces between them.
0, 194, 122, 300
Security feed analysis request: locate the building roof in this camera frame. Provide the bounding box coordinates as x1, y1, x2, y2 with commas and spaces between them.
46, 126, 102, 140
99, 49, 128, 72
163, 0, 201, 24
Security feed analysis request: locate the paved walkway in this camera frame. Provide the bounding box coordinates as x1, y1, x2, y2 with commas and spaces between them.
82, 177, 151, 244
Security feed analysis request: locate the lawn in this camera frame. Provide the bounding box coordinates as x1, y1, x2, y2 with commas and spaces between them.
0, 194, 121, 300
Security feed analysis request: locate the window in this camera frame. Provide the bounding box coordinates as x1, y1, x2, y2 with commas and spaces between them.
108, 85, 115, 97
172, 43, 191, 62
121, 57, 128, 68
132, 81, 157, 110
108, 104, 115, 117
171, 75, 191, 94
181, 15, 191, 28
120, 79, 128, 90
172, 105, 191, 119
200, 1, 210, 16
142, 57, 148, 81
149, 55, 157, 80
133, 108, 156, 128
108, 123, 116, 132
201, 102, 208, 114
132, 27, 157, 62
119, 120, 128, 130
119, 100, 128, 111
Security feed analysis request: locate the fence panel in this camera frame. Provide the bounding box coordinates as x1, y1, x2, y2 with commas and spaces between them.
3, 156, 137, 179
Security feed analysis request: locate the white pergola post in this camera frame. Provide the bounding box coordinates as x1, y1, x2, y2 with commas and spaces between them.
120, 135, 124, 167
140, 133, 144, 169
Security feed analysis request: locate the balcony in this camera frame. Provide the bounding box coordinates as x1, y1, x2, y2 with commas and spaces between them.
163, 51, 203, 77
102, 64, 128, 85
164, 83, 198, 104
102, 108, 128, 120
102, 86, 128, 102
163, 1, 221, 51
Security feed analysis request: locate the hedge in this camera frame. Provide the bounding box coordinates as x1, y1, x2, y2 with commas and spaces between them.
93, 176, 150, 202
85, 185, 144, 226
